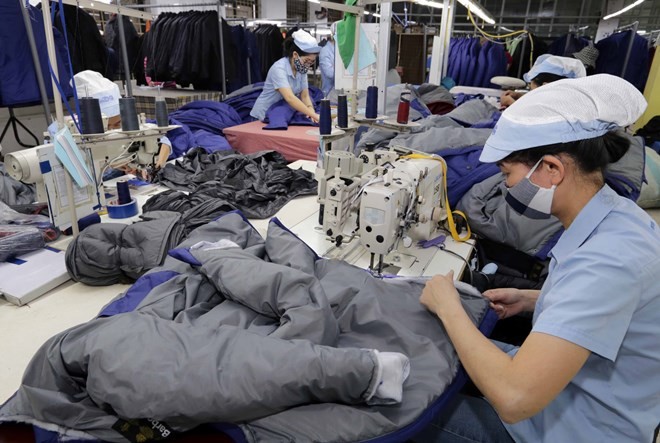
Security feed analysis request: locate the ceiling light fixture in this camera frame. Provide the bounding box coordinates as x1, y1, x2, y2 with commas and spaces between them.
415, 0, 444, 9
604, 0, 645, 20
457, 0, 495, 25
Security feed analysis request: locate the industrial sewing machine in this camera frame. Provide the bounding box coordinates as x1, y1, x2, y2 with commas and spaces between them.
317, 148, 450, 273
4, 118, 173, 228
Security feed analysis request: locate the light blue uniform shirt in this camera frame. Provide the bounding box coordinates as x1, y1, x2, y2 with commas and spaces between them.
319, 41, 335, 97
250, 57, 308, 121
502, 184, 660, 443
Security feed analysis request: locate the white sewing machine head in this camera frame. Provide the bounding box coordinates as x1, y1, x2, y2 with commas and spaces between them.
317, 148, 448, 273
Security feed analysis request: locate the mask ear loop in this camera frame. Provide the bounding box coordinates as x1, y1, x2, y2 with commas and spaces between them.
525, 157, 545, 179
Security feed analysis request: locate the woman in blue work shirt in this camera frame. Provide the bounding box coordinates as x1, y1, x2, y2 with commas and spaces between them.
414, 74, 660, 443
250, 30, 321, 123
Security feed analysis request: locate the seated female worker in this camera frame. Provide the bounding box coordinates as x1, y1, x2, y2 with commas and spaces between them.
500, 54, 586, 108
250, 29, 321, 123
414, 74, 659, 443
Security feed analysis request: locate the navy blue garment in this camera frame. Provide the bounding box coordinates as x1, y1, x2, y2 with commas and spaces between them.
0, 1, 73, 107
547, 34, 589, 57
224, 83, 265, 123
245, 30, 263, 84
164, 101, 240, 156
262, 86, 324, 130
473, 42, 490, 87
483, 43, 508, 88
169, 101, 241, 134
595, 30, 649, 91
463, 38, 482, 86
167, 117, 232, 157
228, 25, 249, 93
434, 145, 500, 207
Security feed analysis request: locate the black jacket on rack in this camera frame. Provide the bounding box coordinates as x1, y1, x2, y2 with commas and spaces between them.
254, 25, 284, 81
49, 4, 109, 76
508, 32, 548, 78
145, 11, 237, 91
104, 15, 140, 81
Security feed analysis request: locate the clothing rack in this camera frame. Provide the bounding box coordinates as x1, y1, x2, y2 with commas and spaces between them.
127, 1, 229, 97
614, 21, 639, 78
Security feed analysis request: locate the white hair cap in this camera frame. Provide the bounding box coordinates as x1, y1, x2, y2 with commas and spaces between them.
523, 54, 587, 83
480, 74, 647, 163
292, 29, 321, 53
72, 70, 121, 118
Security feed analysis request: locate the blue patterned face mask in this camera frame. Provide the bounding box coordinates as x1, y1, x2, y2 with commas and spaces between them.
293, 55, 309, 74
505, 158, 557, 219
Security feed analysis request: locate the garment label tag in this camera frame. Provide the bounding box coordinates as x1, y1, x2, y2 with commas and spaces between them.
112, 418, 176, 442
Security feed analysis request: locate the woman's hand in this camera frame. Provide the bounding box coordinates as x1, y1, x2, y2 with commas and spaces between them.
420, 271, 463, 320
309, 112, 320, 124
482, 288, 538, 319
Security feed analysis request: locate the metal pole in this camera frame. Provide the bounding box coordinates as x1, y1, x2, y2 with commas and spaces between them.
41, 0, 78, 237
217, 2, 227, 98
116, 0, 133, 97
621, 21, 638, 78
517, 0, 531, 79
351, 10, 362, 116
422, 25, 428, 83
548, 0, 557, 37
441, 0, 455, 79
376, 2, 392, 114
20, 0, 52, 126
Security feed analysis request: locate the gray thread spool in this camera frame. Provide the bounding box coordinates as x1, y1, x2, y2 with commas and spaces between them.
80, 97, 104, 134
155, 99, 168, 127
119, 97, 140, 131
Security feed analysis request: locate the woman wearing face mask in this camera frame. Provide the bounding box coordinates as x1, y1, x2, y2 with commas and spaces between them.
413, 74, 660, 443
250, 30, 321, 123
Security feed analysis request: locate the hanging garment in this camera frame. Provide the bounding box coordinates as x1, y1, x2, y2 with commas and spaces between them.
145, 12, 237, 91
595, 30, 650, 91
255, 24, 285, 80
4, 211, 494, 443
547, 34, 589, 57
103, 15, 140, 81
508, 33, 549, 79
446, 38, 507, 87
51, 3, 109, 76
0, 1, 73, 107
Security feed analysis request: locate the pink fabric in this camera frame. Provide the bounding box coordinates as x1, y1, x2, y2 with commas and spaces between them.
224, 121, 319, 161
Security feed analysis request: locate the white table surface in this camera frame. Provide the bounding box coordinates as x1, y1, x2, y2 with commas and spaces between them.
0, 160, 474, 403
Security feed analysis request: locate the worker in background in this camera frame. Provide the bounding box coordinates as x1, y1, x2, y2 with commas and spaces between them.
413, 74, 659, 443
250, 30, 321, 123
500, 54, 586, 108
73, 70, 172, 174
319, 23, 336, 97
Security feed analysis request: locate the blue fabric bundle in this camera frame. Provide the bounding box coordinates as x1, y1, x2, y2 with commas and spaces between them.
263, 86, 324, 130
165, 101, 241, 157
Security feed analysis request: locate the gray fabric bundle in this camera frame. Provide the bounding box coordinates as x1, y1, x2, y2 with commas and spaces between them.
2, 213, 491, 443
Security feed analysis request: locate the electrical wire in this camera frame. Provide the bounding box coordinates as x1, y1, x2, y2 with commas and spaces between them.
400, 153, 472, 242
465, 6, 535, 73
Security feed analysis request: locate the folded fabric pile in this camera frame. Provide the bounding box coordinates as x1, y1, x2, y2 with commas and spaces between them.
165, 101, 242, 157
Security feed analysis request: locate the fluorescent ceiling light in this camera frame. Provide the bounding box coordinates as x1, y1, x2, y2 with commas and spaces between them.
308, 0, 320, 3
499, 26, 514, 32
372, 12, 381, 17
415, 0, 444, 9
457, 0, 495, 25
637, 30, 647, 34
604, 0, 645, 20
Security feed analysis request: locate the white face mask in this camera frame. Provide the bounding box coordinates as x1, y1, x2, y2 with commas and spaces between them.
504, 158, 557, 219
